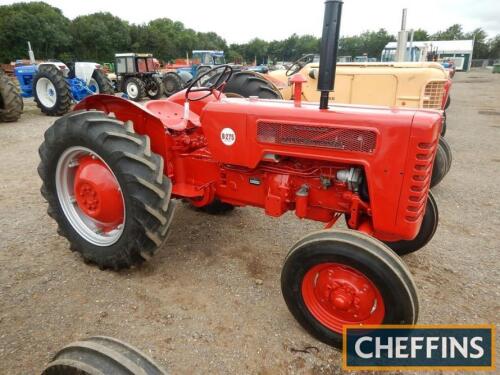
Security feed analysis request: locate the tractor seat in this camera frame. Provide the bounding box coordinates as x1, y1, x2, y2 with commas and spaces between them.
144, 100, 200, 131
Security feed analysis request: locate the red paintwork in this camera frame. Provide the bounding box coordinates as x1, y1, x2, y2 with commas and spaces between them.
301, 263, 385, 333
290, 74, 307, 107
75, 84, 441, 242
74, 155, 124, 231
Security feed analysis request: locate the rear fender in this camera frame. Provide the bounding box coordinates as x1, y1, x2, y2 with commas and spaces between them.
74, 95, 169, 166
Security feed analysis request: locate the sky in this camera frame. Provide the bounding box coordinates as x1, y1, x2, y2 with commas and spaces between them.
1, 0, 499, 43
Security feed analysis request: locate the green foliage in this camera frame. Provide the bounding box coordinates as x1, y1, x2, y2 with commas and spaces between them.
70, 13, 131, 61
1, 2, 499, 64
432, 24, 464, 40
0, 2, 71, 63
412, 29, 430, 41
489, 35, 500, 59
339, 29, 395, 59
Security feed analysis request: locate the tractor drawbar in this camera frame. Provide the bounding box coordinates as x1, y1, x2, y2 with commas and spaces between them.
318, 0, 343, 110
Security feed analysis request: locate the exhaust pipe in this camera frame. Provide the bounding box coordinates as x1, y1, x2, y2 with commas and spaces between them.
317, 0, 343, 110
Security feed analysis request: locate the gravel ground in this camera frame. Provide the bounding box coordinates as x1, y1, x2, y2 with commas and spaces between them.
0, 69, 498, 374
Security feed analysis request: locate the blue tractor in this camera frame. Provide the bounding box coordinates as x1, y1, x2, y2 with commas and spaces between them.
14, 42, 113, 116
162, 50, 227, 96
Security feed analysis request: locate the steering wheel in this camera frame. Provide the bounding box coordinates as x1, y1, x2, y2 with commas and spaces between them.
286, 54, 316, 76
185, 65, 234, 101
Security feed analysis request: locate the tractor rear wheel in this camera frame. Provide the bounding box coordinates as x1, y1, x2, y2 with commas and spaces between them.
38, 110, 175, 269
162, 72, 184, 97
42, 336, 167, 375
281, 229, 418, 348
125, 77, 146, 101
34, 65, 72, 116
0, 71, 23, 122
224, 71, 282, 99
384, 191, 438, 255
430, 137, 452, 188
90, 69, 114, 94
146, 77, 164, 99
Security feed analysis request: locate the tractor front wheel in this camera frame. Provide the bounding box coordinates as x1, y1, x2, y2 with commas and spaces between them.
384, 191, 438, 255
38, 110, 175, 269
281, 229, 418, 348
33, 65, 72, 116
125, 77, 146, 101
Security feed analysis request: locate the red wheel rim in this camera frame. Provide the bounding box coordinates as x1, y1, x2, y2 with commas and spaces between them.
74, 155, 124, 231
301, 263, 385, 333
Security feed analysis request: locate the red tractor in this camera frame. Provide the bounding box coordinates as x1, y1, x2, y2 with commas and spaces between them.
38, 1, 440, 348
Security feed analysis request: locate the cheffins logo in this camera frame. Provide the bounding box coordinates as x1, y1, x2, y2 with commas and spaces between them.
343, 324, 495, 371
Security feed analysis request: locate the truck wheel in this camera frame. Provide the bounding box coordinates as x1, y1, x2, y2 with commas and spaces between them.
430, 137, 451, 188
281, 229, 418, 348
34, 65, 72, 116
384, 191, 438, 255
146, 77, 163, 99
125, 77, 145, 101
90, 69, 114, 95
42, 336, 167, 375
224, 71, 282, 99
0, 72, 23, 122
38, 110, 174, 269
162, 72, 184, 97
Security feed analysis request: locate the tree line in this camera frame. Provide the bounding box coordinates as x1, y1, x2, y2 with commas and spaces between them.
1, 2, 499, 65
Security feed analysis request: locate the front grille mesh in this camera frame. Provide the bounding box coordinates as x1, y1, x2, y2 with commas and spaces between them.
405, 140, 437, 221
257, 122, 377, 153
422, 81, 446, 109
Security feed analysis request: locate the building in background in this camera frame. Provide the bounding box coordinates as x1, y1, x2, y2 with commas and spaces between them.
381, 40, 474, 71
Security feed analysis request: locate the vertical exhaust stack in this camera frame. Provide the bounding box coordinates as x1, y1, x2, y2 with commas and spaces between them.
317, 0, 343, 110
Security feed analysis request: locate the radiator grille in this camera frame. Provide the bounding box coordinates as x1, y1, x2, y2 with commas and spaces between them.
422, 81, 446, 109
405, 140, 437, 222
257, 122, 377, 153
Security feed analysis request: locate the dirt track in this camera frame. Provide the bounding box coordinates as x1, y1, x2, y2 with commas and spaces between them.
0, 69, 499, 374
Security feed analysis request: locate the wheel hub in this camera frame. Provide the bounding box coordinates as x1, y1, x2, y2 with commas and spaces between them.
302, 263, 385, 332
74, 155, 124, 230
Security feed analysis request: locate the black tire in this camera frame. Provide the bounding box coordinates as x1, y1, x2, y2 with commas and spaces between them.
42, 336, 167, 375
281, 229, 418, 349
439, 136, 453, 173
124, 77, 146, 101
146, 77, 164, 99
224, 71, 282, 99
162, 72, 184, 97
91, 69, 114, 94
445, 95, 451, 110
384, 191, 438, 255
33, 65, 72, 116
38, 110, 175, 269
0, 71, 23, 122
440, 111, 447, 136
197, 198, 234, 214
430, 137, 450, 188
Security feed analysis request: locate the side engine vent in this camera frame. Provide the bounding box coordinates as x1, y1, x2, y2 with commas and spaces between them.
405, 140, 438, 222
422, 80, 446, 109
257, 122, 377, 153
